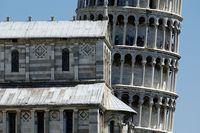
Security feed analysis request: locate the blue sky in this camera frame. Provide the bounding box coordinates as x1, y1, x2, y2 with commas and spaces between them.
0, 0, 197, 132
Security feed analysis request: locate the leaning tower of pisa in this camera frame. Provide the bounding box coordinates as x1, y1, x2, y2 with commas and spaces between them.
76, 0, 182, 132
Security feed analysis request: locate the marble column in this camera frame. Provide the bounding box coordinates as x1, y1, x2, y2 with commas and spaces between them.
136, 0, 140, 7
125, 0, 129, 6
114, 0, 117, 6
120, 59, 124, 84
166, 65, 170, 91
163, 101, 169, 130
166, 105, 172, 131
147, 0, 150, 8
157, 0, 160, 9
131, 59, 135, 85
134, 22, 139, 46
138, 98, 144, 127
154, 25, 158, 49
142, 60, 147, 87
169, 28, 173, 51
156, 98, 162, 129
160, 59, 165, 89
144, 25, 149, 48
170, 66, 175, 92
151, 59, 156, 88
148, 98, 154, 128
162, 26, 166, 50
123, 19, 128, 46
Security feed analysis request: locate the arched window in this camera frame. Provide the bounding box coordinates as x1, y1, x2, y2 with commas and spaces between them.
90, 14, 95, 20
109, 120, 115, 133
115, 35, 119, 45
62, 48, 70, 71
98, 0, 104, 6
98, 14, 103, 20
108, 0, 115, 6
149, 0, 156, 9
83, 15, 87, 20
122, 94, 129, 105
11, 50, 19, 72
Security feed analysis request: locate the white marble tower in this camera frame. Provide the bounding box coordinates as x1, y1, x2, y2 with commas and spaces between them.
76, 0, 182, 132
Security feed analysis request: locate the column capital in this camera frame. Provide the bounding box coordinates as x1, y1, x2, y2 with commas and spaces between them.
124, 17, 128, 23
135, 21, 139, 26
151, 59, 157, 66
149, 97, 154, 106
142, 60, 147, 65
139, 98, 144, 105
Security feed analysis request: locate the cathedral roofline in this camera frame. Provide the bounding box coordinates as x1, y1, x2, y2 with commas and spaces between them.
0, 20, 109, 39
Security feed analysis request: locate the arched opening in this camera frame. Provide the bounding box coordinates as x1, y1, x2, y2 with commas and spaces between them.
160, 98, 166, 129
132, 95, 140, 125
151, 97, 158, 128
115, 35, 119, 45
97, 0, 104, 6
90, 14, 95, 20
137, 17, 146, 47
112, 53, 121, 84
114, 92, 118, 97
148, 18, 156, 48
134, 55, 143, 86
83, 15, 87, 20
154, 58, 161, 88
108, 0, 115, 6
165, 20, 172, 50
78, 0, 84, 8
117, 15, 124, 25
79, 16, 82, 20
109, 14, 114, 24
117, 0, 125, 6
115, 15, 124, 45
11, 50, 19, 72
145, 56, 153, 87
122, 93, 129, 105
141, 96, 150, 127
157, 19, 164, 49
149, 0, 157, 9
159, 0, 165, 10
98, 14, 103, 20
163, 59, 168, 90
171, 30, 176, 52
109, 14, 114, 39
126, 16, 135, 46
62, 48, 70, 71
129, 0, 137, 6
123, 54, 132, 84
140, 0, 148, 8
89, 0, 96, 6
109, 120, 115, 133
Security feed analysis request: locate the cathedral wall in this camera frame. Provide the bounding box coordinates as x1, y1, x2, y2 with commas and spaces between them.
0, 39, 111, 84
0, 108, 104, 133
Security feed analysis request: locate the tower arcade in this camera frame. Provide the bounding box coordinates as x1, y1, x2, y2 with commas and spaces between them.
76, 0, 182, 132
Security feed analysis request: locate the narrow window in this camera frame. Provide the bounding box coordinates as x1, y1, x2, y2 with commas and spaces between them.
37, 112, 44, 133
11, 50, 19, 72
109, 120, 115, 133
8, 112, 16, 133
62, 48, 70, 71
65, 110, 73, 133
